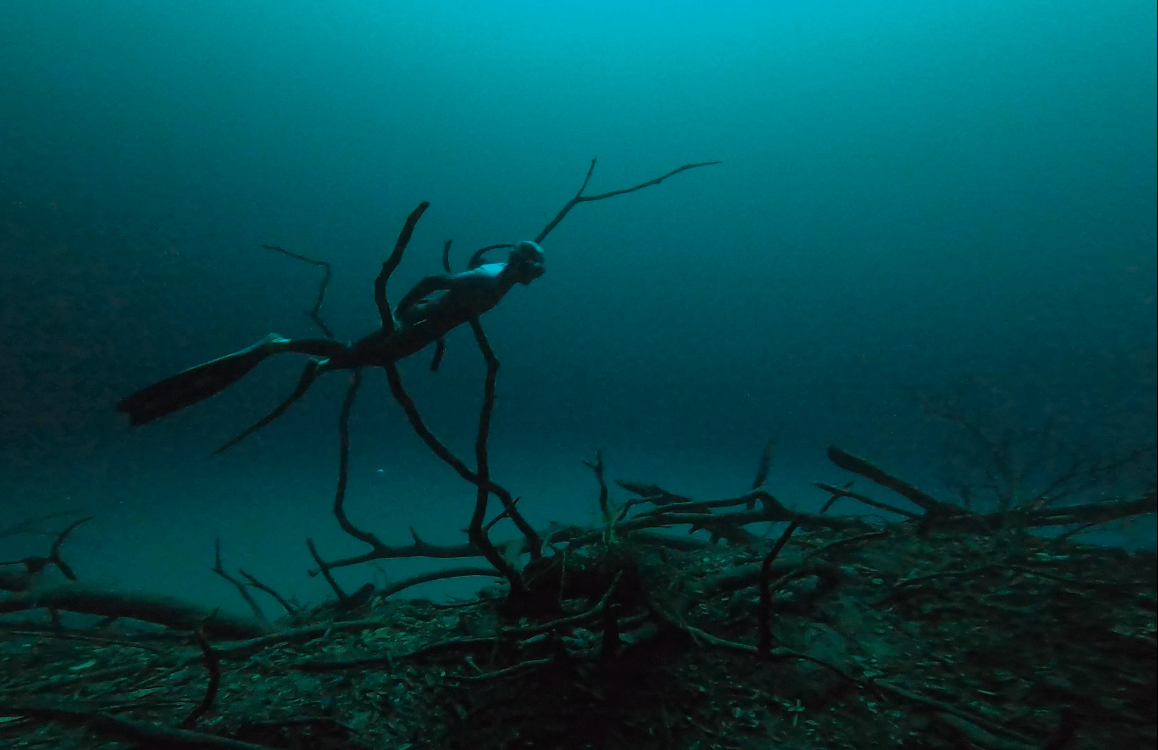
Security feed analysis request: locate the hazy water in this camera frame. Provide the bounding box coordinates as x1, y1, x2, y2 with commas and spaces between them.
2, 1, 1154, 610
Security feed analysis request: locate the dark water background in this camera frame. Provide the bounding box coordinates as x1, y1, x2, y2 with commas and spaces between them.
2, 1, 1155, 611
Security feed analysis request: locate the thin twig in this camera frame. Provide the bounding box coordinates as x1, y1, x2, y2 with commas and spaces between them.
582, 450, 612, 526
238, 569, 298, 617
307, 539, 348, 603
262, 244, 335, 338
0, 510, 88, 542
212, 360, 322, 456
210, 539, 265, 622
535, 159, 721, 243
752, 440, 774, 489
813, 482, 920, 519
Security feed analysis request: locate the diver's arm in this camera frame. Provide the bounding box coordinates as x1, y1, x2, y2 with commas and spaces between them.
394, 274, 455, 320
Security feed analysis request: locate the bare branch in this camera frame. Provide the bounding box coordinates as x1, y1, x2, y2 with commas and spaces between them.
210, 538, 265, 622
535, 159, 721, 243
212, 360, 322, 456
375, 201, 430, 332
826, 445, 959, 517
262, 244, 335, 338
466, 319, 525, 593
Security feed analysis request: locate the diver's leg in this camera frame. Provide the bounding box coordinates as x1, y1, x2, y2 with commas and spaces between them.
117, 334, 345, 426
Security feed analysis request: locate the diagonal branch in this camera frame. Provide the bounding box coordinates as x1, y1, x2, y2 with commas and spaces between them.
212, 361, 323, 456
0, 582, 271, 639
381, 362, 542, 555
826, 445, 960, 517
210, 538, 265, 622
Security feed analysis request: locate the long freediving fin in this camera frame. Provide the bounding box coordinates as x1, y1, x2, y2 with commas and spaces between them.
117, 334, 287, 426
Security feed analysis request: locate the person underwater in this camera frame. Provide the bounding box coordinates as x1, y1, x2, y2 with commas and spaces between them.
117, 240, 545, 427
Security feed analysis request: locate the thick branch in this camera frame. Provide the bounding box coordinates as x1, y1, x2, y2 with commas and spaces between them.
826, 445, 959, 516
375, 201, 430, 332
0, 702, 269, 749
379, 566, 501, 600
0, 582, 271, 639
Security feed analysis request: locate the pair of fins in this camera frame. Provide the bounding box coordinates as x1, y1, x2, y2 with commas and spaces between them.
117, 335, 287, 426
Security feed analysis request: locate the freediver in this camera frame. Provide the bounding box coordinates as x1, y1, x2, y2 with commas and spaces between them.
117, 239, 545, 429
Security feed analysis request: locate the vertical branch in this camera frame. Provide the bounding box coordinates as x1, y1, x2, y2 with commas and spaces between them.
441, 239, 453, 273
756, 517, 800, 658
466, 319, 524, 593
582, 450, 613, 528
310, 368, 391, 596
375, 201, 430, 332
332, 368, 386, 549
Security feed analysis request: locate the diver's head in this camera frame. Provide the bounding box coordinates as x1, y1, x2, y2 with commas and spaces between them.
508, 240, 545, 284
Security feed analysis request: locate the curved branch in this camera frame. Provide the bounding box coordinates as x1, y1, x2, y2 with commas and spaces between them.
212, 360, 322, 456
375, 201, 430, 331
331, 368, 385, 549
381, 362, 542, 555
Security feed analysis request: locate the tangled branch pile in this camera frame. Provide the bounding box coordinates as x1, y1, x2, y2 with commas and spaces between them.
2, 161, 1154, 749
